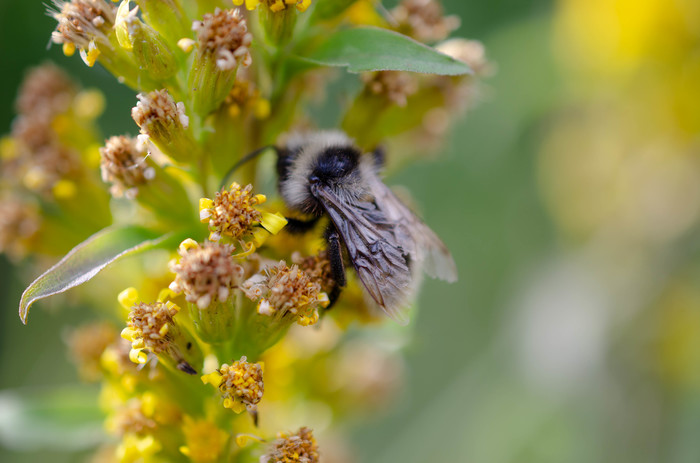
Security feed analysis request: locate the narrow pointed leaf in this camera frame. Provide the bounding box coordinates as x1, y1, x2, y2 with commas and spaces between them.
300, 27, 472, 75
19, 225, 172, 324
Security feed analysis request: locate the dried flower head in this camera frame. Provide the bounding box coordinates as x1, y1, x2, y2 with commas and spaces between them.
123, 301, 179, 356
169, 239, 244, 309
362, 71, 418, 107
67, 322, 117, 381
392, 0, 460, 43
0, 198, 40, 258
437, 38, 492, 77
291, 250, 335, 294
110, 399, 157, 437
99, 135, 154, 199
193, 8, 253, 70
261, 427, 319, 463
201, 356, 264, 414
199, 183, 265, 242
50, 0, 116, 51
234, 0, 312, 13
15, 63, 76, 116
131, 89, 190, 137
242, 262, 329, 326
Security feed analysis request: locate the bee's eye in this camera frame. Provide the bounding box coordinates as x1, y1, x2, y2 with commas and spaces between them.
309, 175, 320, 184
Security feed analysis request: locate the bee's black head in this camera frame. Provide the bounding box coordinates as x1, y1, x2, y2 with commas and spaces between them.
308, 146, 360, 185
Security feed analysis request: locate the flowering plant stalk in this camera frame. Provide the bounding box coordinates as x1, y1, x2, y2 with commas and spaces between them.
3, 0, 488, 461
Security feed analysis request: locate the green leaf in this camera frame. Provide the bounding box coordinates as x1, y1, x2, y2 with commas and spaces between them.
19, 225, 173, 324
300, 27, 472, 75
0, 386, 104, 451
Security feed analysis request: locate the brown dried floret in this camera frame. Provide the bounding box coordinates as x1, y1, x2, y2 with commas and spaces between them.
392, 0, 460, 43
125, 302, 179, 355
193, 8, 253, 70
15, 63, 76, 116
50, 0, 117, 49
131, 89, 190, 136
169, 240, 245, 309
67, 322, 117, 381
99, 135, 154, 199
261, 427, 319, 463
291, 250, 335, 295
0, 198, 40, 258
362, 71, 418, 107
110, 399, 157, 436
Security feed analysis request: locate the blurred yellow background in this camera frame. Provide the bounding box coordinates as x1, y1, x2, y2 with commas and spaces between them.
2, 0, 700, 461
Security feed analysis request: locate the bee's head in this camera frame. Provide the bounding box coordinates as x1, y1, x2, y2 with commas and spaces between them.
308, 146, 360, 186
277, 132, 367, 215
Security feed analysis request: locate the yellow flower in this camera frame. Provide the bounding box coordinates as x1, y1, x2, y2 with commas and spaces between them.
179, 415, 229, 463
199, 182, 287, 254
233, 0, 312, 13
202, 356, 264, 414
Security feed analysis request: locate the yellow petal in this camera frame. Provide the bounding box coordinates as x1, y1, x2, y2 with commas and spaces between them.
118, 287, 140, 310
260, 212, 287, 234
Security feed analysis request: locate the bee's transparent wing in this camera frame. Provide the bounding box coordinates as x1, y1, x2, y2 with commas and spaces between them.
314, 187, 413, 325
369, 178, 458, 283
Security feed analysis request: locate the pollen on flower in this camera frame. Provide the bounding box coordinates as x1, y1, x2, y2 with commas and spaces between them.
192, 8, 253, 70
200, 183, 265, 242
49, 0, 117, 50
123, 301, 179, 356
261, 427, 319, 463
169, 240, 244, 309
241, 262, 329, 326
362, 71, 418, 108
391, 0, 460, 43
67, 322, 117, 381
99, 135, 154, 199
201, 356, 264, 414
132, 89, 190, 136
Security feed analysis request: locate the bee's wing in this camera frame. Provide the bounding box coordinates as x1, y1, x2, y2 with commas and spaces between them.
369, 178, 458, 283
314, 186, 414, 325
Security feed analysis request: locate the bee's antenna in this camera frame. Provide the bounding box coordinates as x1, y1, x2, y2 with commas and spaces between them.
219, 145, 276, 190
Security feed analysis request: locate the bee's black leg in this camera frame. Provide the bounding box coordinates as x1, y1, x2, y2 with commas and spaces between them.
325, 225, 346, 310
284, 216, 320, 234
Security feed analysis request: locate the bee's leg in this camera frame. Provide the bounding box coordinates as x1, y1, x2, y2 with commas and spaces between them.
284, 216, 320, 234
325, 224, 346, 310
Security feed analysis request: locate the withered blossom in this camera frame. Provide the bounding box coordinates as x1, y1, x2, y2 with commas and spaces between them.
391, 0, 460, 43
99, 135, 154, 199
169, 239, 244, 309
261, 427, 319, 463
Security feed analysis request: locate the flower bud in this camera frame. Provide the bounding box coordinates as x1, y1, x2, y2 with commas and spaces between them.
131, 89, 196, 163
121, 300, 203, 375
134, 0, 190, 46
189, 8, 252, 115
169, 240, 245, 343
116, 3, 178, 81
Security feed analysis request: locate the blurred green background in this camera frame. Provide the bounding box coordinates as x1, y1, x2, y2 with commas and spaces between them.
4, 0, 700, 462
